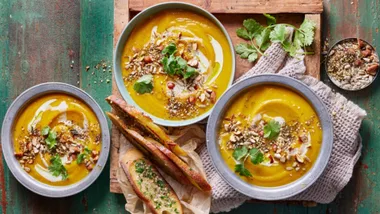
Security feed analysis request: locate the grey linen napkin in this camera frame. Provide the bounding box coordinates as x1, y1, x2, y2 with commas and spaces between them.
200, 43, 367, 213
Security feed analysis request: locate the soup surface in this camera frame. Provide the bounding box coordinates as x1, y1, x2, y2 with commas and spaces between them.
13, 94, 101, 186
219, 85, 322, 187
121, 10, 233, 120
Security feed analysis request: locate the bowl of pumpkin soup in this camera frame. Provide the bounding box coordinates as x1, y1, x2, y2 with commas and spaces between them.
114, 2, 235, 126
1, 82, 110, 197
206, 74, 333, 200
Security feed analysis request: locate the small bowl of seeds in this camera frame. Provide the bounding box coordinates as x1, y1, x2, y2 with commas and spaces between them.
326, 38, 379, 91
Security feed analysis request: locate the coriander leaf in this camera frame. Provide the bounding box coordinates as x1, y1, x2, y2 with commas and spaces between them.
232, 146, 248, 161
133, 74, 154, 94
236, 28, 251, 40
269, 24, 286, 43
282, 40, 298, 57
176, 56, 187, 69
263, 120, 281, 140
183, 66, 198, 79
76, 153, 85, 164
243, 19, 264, 38
249, 148, 264, 164
235, 43, 256, 59
234, 164, 252, 177
167, 55, 179, 75
256, 28, 271, 51
45, 131, 57, 149
162, 43, 177, 55
248, 52, 258, 62
41, 126, 50, 136
263, 13, 276, 26
84, 147, 91, 154
48, 154, 68, 180
298, 19, 315, 46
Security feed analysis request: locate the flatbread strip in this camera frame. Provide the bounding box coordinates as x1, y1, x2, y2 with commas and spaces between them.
106, 95, 187, 156
148, 138, 212, 192
107, 112, 190, 185
120, 149, 183, 214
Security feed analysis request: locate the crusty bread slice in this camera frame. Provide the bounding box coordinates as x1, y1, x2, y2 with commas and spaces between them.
147, 138, 212, 192
120, 149, 183, 214
107, 112, 190, 185
106, 95, 187, 157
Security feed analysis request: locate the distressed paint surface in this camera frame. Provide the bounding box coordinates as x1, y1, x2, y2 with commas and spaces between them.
0, 0, 379, 213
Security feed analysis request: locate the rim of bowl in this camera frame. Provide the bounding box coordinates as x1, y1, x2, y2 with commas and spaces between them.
325, 37, 379, 91
1, 82, 110, 198
113, 2, 236, 127
206, 74, 333, 200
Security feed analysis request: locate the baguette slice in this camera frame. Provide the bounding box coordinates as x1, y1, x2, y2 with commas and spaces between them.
121, 149, 183, 214
107, 112, 190, 185
106, 95, 187, 156
147, 138, 212, 192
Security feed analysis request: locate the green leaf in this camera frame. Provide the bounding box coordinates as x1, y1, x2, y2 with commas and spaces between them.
243, 19, 264, 38
176, 57, 187, 69
45, 131, 57, 149
162, 43, 177, 55
269, 24, 286, 43
256, 28, 271, 51
263, 14, 276, 26
41, 126, 50, 136
48, 154, 68, 180
232, 146, 248, 161
183, 66, 198, 79
236, 28, 251, 40
248, 52, 258, 62
235, 43, 256, 59
84, 147, 91, 154
76, 153, 85, 164
298, 19, 315, 46
263, 120, 281, 140
133, 74, 154, 94
282, 41, 298, 57
234, 164, 252, 177
249, 148, 264, 165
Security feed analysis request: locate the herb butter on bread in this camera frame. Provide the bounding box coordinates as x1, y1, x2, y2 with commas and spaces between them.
120, 149, 183, 214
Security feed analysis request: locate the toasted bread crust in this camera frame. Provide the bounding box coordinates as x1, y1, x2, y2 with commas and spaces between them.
107, 112, 190, 185
148, 138, 212, 192
120, 149, 183, 214
106, 95, 187, 156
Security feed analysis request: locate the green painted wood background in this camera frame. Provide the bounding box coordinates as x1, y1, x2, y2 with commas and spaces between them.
0, 0, 379, 213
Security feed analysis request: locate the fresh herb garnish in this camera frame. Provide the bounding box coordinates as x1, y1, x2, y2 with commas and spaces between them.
232, 146, 248, 161
41, 126, 50, 136
45, 129, 57, 150
263, 120, 281, 140
232, 146, 264, 177
249, 148, 264, 164
234, 164, 252, 177
161, 43, 199, 79
48, 154, 68, 180
76, 147, 92, 164
236, 14, 316, 62
135, 160, 145, 173
133, 74, 154, 94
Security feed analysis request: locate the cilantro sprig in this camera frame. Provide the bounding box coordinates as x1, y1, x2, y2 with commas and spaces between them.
263, 120, 281, 140
236, 14, 316, 62
233, 146, 264, 177
161, 43, 198, 79
133, 74, 154, 94
41, 126, 57, 150
48, 154, 68, 180
77, 147, 92, 164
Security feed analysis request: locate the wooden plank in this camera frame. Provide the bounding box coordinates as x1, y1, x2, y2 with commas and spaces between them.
129, 0, 323, 14
304, 14, 321, 79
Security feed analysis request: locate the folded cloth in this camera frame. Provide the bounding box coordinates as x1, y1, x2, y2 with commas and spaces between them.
202, 43, 367, 213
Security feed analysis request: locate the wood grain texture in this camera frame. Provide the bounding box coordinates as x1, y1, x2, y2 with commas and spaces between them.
129, 0, 323, 14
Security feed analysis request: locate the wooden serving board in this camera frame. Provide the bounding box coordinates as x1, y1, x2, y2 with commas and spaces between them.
111, 0, 322, 194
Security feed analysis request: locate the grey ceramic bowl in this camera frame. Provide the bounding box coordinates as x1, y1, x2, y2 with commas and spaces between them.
325, 38, 379, 91
1, 82, 110, 197
206, 74, 333, 200
113, 2, 235, 127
